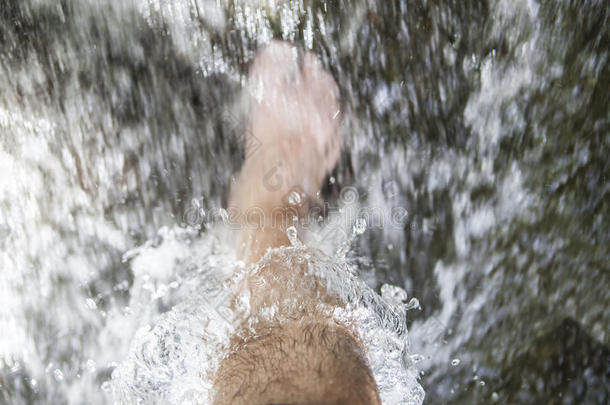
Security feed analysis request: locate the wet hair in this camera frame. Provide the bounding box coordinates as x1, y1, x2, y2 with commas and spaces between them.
213, 321, 381, 405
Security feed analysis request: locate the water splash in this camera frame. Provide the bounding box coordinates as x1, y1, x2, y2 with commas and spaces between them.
110, 226, 424, 404
2, 0, 607, 404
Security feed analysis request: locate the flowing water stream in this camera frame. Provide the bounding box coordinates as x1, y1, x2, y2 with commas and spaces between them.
1, 0, 608, 404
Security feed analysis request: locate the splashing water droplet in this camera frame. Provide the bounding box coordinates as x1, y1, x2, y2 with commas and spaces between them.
235, 291, 251, 315
53, 369, 64, 381
10, 362, 21, 373
287, 190, 301, 206
353, 218, 367, 235
85, 298, 97, 310
152, 284, 168, 299
405, 297, 421, 311
451, 358, 461, 366
332, 219, 368, 259
218, 208, 229, 223
286, 226, 301, 246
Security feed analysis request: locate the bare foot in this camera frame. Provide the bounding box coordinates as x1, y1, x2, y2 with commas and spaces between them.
215, 41, 380, 405
229, 40, 342, 262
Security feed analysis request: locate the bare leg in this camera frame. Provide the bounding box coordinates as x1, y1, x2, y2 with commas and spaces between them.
214, 41, 380, 405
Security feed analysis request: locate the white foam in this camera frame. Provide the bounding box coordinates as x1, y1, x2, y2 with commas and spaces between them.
111, 224, 424, 404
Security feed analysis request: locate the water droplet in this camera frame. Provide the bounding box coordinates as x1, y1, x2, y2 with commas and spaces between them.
10, 362, 21, 373
153, 284, 168, 299
451, 358, 461, 366
114, 280, 129, 291
443, 43, 457, 65
405, 297, 421, 310
287, 190, 302, 206
101, 381, 111, 392
53, 369, 64, 381
30, 378, 37, 387
329, 176, 336, 184
86, 359, 96, 372
353, 218, 367, 235
479, 380, 486, 387
286, 226, 301, 246
85, 298, 97, 310
235, 291, 251, 315
218, 208, 229, 223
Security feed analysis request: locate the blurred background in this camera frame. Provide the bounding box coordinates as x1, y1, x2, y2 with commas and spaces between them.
0, 0, 608, 404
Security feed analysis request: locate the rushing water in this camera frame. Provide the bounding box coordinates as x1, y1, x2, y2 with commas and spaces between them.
1, 0, 608, 404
